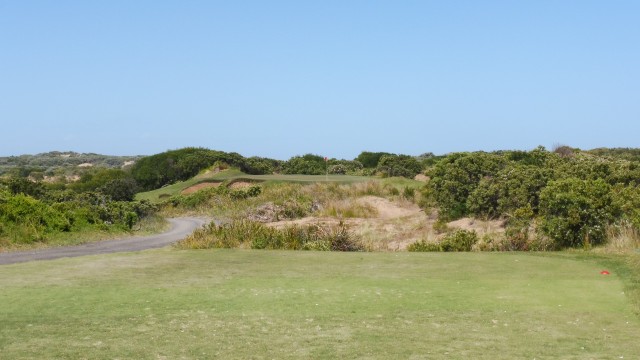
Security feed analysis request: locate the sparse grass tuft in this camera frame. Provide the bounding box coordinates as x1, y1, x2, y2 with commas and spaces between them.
320, 200, 378, 218
601, 222, 640, 253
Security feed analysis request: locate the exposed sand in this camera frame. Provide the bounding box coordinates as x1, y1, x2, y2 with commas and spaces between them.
181, 182, 222, 195
229, 181, 254, 189
263, 195, 506, 251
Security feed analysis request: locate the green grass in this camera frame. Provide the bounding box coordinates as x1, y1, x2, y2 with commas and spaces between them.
1, 250, 639, 359
135, 169, 377, 203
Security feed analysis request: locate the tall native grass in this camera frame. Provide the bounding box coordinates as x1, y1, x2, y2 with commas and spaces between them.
161, 180, 417, 221
600, 222, 640, 253
176, 219, 364, 251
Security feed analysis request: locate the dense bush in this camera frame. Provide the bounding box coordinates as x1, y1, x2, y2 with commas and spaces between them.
240, 157, 282, 175
466, 165, 552, 218
376, 154, 423, 178
6, 177, 46, 198
355, 151, 393, 168
327, 160, 363, 175
131, 148, 257, 190
407, 240, 441, 252
99, 178, 139, 201
439, 230, 479, 251
282, 154, 327, 175
539, 178, 617, 248
69, 168, 133, 193
0, 186, 158, 243
0, 194, 70, 237
611, 184, 640, 230
501, 206, 535, 251
130, 148, 211, 190
587, 147, 640, 162
426, 152, 507, 220
423, 146, 640, 249
408, 230, 478, 252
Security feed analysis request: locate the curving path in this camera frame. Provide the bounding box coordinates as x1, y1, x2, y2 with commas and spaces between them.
0, 217, 209, 265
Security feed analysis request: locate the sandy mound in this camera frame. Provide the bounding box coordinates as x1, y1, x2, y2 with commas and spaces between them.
264, 196, 428, 251
414, 174, 430, 182
181, 182, 222, 195
356, 196, 420, 219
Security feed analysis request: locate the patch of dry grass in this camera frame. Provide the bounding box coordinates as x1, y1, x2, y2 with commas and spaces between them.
319, 199, 378, 219
599, 223, 640, 254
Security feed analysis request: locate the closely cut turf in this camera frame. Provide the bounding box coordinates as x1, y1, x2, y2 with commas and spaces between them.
1, 250, 638, 359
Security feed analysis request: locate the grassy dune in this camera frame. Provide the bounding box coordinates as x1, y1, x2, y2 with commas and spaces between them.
136, 169, 375, 203
1, 250, 638, 359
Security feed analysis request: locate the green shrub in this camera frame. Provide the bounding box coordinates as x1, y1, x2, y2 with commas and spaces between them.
282, 154, 326, 175
124, 212, 139, 230
99, 178, 138, 201
0, 194, 71, 242
440, 230, 478, 252
408, 230, 478, 252
407, 240, 441, 252
131, 147, 249, 190
427, 152, 507, 220
502, 205, 535, 251
355, 151, 393, 168
539, 178, 617, 248
466, 165, 552, 219
376, 154, 423, 178
6, 177, 45, 198
240, 157, 281, 175
466, 177, 500, 218
612, 184, 640, 230
230, 185, 262, 200
432, 220, 449, 234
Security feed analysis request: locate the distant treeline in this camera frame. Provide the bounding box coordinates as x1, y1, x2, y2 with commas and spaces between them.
0, 151, 142, 177
128, 147, 434, 191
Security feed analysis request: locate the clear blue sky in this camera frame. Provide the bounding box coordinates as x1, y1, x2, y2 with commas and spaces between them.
1, 1, 638, 159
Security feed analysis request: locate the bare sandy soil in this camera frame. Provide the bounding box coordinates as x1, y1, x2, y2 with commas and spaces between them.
229, 181, 254, 189
267, 196, 426, 250
267, 196, 505, 251
181, 182, 222, 195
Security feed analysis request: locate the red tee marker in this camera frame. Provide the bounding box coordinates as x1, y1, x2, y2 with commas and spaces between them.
600, 270, 610, 275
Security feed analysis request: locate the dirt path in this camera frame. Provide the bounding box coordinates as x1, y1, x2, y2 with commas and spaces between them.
0, 217, 209, 265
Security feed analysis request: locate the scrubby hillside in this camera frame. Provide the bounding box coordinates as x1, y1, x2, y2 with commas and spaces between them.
0, 151, 142, 178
